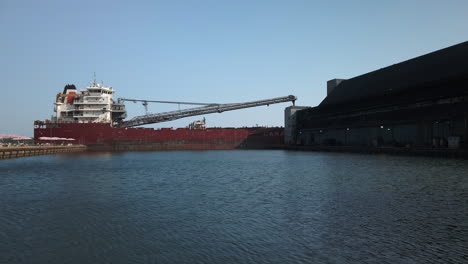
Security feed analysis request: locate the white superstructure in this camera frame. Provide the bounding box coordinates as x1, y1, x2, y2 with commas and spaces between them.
54, 80, 127, 125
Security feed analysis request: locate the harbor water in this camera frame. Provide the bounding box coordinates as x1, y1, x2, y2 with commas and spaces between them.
1, 150, 467, 263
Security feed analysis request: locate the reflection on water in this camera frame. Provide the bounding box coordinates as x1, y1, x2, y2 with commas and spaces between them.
1, 151, 467, 263
55, 151, 115, 159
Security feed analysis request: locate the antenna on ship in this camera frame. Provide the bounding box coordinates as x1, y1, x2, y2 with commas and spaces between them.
93, 72, 97, 87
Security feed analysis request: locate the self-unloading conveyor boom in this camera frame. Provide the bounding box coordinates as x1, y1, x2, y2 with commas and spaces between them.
117, 95, 297, 127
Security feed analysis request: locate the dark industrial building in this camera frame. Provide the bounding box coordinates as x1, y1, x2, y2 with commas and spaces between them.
287, 41, 468, 152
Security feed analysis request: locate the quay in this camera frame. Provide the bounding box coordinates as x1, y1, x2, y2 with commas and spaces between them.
286, 145, 468, 159
0, 145, 87, 160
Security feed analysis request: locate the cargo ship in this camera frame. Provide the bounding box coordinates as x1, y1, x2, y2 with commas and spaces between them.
34, 80, 296, 151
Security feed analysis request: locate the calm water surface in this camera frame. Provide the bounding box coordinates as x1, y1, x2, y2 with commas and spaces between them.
1, 150, 467, 263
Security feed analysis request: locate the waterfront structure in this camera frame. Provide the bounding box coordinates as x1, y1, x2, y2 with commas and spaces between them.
0, 145, 86, 159
0, 134, 33, 146
289, 41, 468, 150
284, 106, 309, 145
35, 80, 295, 150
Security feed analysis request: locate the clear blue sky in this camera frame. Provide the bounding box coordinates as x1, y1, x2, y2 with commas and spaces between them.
1, 0, 467, 136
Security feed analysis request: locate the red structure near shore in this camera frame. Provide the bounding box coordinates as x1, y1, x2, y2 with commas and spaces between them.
33, 80, 290, 150
34, 122, 284, 150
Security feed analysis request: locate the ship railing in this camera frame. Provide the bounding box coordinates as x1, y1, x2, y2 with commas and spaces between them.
75, 107, 109, 110
73, 101, 108, 105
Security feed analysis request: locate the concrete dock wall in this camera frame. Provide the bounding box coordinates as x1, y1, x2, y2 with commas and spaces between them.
0, 145, 86, 159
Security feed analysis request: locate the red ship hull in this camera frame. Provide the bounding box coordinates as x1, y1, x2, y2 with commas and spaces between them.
34, 123, 284, 151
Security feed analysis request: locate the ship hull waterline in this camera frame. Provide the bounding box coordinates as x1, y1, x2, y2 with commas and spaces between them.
34, 123, 285, 151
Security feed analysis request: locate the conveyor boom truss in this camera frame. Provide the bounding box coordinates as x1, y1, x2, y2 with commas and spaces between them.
118, 95, 297, 127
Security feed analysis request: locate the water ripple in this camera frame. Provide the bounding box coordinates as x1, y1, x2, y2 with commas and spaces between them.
1, 151, 468, 263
